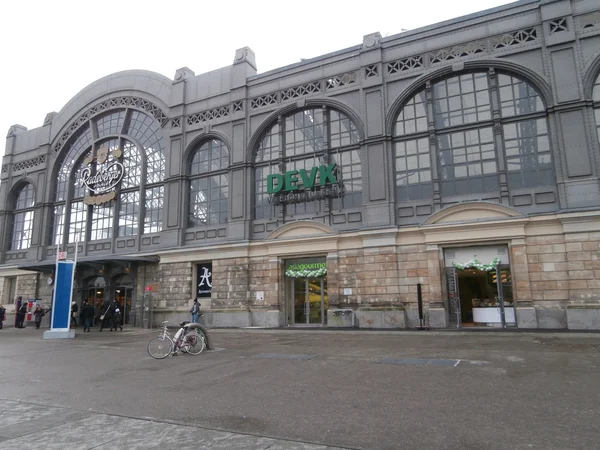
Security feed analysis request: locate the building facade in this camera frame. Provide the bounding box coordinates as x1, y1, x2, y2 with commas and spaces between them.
2, 0, 600, 329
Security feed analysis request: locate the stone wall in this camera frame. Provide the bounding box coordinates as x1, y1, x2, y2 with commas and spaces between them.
16, 274, 38, 299
159, 262, 193, 309
248, 256, 281, 309
397, 244, 430, 306
211, 258, 249, 309
336, 246, 401, 307
564, 232, 600, 303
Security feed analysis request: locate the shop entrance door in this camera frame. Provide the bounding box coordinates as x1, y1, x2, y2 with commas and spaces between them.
115, 287, 133, 325
114, 274, 133, 325
290, 277, 328, 325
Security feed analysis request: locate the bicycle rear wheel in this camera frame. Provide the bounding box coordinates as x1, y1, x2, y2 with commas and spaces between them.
147, 336, 174, 359
183, 331, 206, 355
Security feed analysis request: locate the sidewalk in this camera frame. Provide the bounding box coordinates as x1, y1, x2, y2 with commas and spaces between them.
0, 399, 347, 450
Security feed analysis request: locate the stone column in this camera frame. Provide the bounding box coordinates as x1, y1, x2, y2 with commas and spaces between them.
510, 240, 537, 328
425, 244, 447, 328
526, 234, 568, 328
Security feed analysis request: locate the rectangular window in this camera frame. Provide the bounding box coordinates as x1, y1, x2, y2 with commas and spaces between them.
395, 91, 428, 136
504, 118, 554, 189
68, 201, 87, 243
330, 111, 360, 147
438, 127, 498, 196
189, 175, 229, 227
51, 205, 66, 246
332, 150, 362, 209
10, 211, 34, 250
90, 203, 114, 240
395, 138, 433, 202
434, 73, 491, 129
144, 187, 163, 234
285, 109, 324, 157
254, 165, 277, 220
118, 191, 140, 236
255, 125, 280, 163
285, 157, 322, 217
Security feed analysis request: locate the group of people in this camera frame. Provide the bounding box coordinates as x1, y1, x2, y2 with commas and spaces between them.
0, 298, 125, 331
74, 299, 123, 332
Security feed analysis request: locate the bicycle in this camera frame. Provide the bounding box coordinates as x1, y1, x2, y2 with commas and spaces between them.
147, 320, 206, 359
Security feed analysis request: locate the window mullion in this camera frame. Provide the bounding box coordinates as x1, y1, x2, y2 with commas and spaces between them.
425, 80, 441, 209
322, 106, 332, 218
277, 115, 285, 222
488, 69, 510, 205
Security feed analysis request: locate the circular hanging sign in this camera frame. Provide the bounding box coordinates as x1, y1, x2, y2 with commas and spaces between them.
79, 161, 124, 194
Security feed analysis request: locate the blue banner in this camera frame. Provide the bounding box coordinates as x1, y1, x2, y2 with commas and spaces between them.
52, 261, 74, 329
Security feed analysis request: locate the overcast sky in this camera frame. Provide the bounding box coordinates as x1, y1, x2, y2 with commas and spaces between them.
0, 0, 514, 160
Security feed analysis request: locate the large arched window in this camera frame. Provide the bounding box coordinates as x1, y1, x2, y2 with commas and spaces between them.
393, 71, 553, 202
593, 72, 600, 147
188, 139, 229, 227
9, 183, 35, 250
253, 107, 361, 220
50, 108, 166, 245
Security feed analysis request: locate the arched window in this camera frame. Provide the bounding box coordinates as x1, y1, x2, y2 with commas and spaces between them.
593, 72, 600, 148
188, 139, 229, 227
253, 107, 361, 220
393, 71, 553, 202
50, 109, 166, 245
9, 184, 35, 250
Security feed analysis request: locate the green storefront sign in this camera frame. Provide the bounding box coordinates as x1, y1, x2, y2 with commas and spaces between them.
267, 163, 338, 194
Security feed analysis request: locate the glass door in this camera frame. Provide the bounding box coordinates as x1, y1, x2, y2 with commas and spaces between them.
293, 278, 307, 324
289, 276, 328, 325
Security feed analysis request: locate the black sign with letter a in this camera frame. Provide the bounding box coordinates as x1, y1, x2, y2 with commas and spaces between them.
197, 263, 213, 298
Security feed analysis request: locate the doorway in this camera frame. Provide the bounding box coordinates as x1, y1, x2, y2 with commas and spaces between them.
446, 265, 515, 327
114, 274, 133, 325
286, 258, 328, 326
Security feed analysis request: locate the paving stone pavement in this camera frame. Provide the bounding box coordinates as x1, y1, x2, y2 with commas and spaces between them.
0, 400, 349, 450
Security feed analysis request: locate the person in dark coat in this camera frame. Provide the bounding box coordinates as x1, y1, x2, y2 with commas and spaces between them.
80, 301, 95, 332
99, 301, 113, 332
33, 305, 45, 329
0, 304, 6, 330
70, 302, 79, 327
15, 304, 27, 328
110, 300, 123, 332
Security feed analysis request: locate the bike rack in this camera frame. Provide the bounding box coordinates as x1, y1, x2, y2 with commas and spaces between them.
185, 323, 213, 350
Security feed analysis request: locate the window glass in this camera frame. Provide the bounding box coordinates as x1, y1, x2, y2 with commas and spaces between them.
253, 108, 361, 221
118, 191, 140, 237
285, 109, 325, 157
144, 187, 163, 234
395, 91, 428, 136
434, 73, 490, 129
90, 203, 114, 240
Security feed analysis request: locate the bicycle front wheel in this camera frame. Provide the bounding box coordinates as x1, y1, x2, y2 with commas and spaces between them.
147, 336, 174, 359
183, 331, 206, 355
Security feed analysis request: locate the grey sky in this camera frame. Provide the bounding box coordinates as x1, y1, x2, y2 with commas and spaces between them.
0, 0, 513, 159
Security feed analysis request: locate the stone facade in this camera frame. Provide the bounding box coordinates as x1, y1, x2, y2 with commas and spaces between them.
2, 0, 600, 330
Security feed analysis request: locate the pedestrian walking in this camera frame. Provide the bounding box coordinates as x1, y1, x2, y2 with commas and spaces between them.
190, 299, 200, 323
0, 304, 6, 330
99, 301, 112, 332
15, 304, 27, 328
111, 300, 123, 331
70, 301, 79, 327
84, 301, 96, 332
33, 304, 45, 329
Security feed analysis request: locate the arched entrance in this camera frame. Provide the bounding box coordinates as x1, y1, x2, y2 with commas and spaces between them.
114, 273, 133, 325
83, 276, 106, 310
